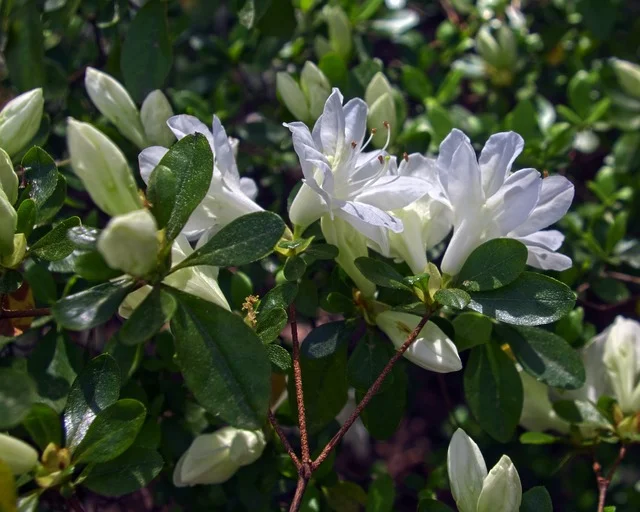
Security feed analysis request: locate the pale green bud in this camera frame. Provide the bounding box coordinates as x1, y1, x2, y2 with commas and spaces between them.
323, 5, 352, 60
1, 233, 26, 269
0, 433, 39, 476
365, 73, 398, 147
314, 35, 333, 59
276, 72, 310, 122
173, 427, 266, 486
365, 72, 394, 105
0, 88, 44, 157
602, 316, 640, 414
140, 90, 176, 147
0, 188, 17, 257
611, 58, 640, 99
97, 209, 159, 277
476, 455, 522, 512
0, 148, 18, 204
67, 118, 142, 216
476, 25, 501, 67
496, 25, 517, 68
300, 61, 331, 120
84, 67, 148, 149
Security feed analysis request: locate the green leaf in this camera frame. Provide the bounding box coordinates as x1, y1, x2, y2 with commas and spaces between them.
283, 254, 307, 281
73, 250, 123, 282
592, 278, 630, 304
171, 212, 285, 271
63, 354, 121, 452
354, 257, 412, 291
29, 217, 81, 261
347, 336, 394, 392
116, 288, 176, 346
467, 272, 576, 326
366, 474, 395, 512
552, 400, 612, 428
520, 486, 553, 512
169, 290, 271, 429
456, 238, 528, 292
67, 226, 100, 251
452, 312, 492, 351
156, 134, 213, 242
120, 0, 172, 102
259, 282, 298, 313
5, 0, 45, 91
304, 243, 339, 261
146, 164, 176, 230
23, 404, 62, 450
519, 432, 560, 445
496, 324, 585, 390
464, 342, 523, 442
36, 174, 67, 225
256, 306, 288, 344
21, 147, 58, 207
0, 368, 36, 429
417, 500, 455, 512
434, 288, 470, 309
402, 65, 433, 101
266, 344, 292, 374
82, 446, 163, 497
16, 199, 36, 238
0, 269, 22, 294
301, 321, 348, 359
73, 399, 146, 464
256, 0, 296, 38
52, 277, 135, 330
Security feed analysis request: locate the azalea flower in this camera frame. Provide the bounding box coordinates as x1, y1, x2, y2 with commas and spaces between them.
433, 129, 574, 276
139, 115, 262, 240
447, 428, 522, 512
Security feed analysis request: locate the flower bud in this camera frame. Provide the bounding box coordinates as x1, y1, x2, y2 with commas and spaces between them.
67, 118, 142, 216
140, 90, 176, 147
519, 370, 569, 434
84, 67, 148, 149
602, 316, 640, 414
1, 233, 26, 269
0, 88, 44, 157
276, 72, 310, 122
0, 188, 17, 257
97, 209, 159, 277
365, 73, 398, 147
610, 58, 640, 100
323, 5, 352, 60
0, 433, 38, 476
173, 427, 266, 486
476, 25, 501, 67
300, 61, 331, 120
476, 455, 522, 512
375, 311, 462, 372
0, 148, 18, 204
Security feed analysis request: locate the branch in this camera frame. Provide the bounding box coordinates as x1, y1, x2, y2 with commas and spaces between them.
268, 410, 301, 469
594, 445, 627, 512
289, 304, 311, 464
0, 307, 51, 319
289, 476, 309, 512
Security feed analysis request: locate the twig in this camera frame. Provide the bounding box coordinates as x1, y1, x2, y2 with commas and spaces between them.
268, 410, 301, 469
311, 311, 432, 470
290, 476, 309, 512
289, 304, 310, 464
594, 445, 627, 512
0, 307, 51, 319
603, 271, 640, 286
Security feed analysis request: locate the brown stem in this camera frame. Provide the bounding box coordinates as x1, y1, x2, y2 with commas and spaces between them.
311, 311, 431, 470
268, 409, 301, 469
594, 445, 627, 512
603, 271, 640, 285
0, 307, 51, 319
289, 476, 309, 512
289, 304, 310, 463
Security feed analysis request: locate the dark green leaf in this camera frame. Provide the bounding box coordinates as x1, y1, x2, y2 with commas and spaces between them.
52, 276, 135, 330
120, 0, 172, 102
256, 0, 296, 38
456, 238, 528, 292
259, 282, 298, 313
5, 0, 45, 91
82, 446, 163, 497
256, 306, 288, 344
36, 174, 67, 225
23, 404, 62, 450
30, 217, 81, 261
591, 278, 630, 304
520, 486, 553, 512
169, 290, 271, 429
73, 399, 146, 464
172, 212, 285, 270
452, 312, 492, 351
301, 321, 349, 359
417, 500, 455, 512
304, 244, 339, 261
23, 260, 56, 304
266, 344, 292, 374
63, 354, 121, 452
348, 337, 393, 392
283, 254, 307, 281
467, 272, 576, 326
116, 288, 176, 346
464, 342, 523, 442
105, 339, 142, 382
354, 257, 412, 291
496, 325, 585, 390
73, 251, 123, 282
0, 269, 22, 294
67, 226, 100, 251
366, 474, 395, 512
22, 147, 58, 207
434, 288, 470, 309
16, 199, 36, 237
0, 368, 36, 429
147, 164, 176, 230
552, 400, 611, 428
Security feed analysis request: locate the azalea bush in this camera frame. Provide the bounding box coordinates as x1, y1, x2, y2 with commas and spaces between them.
0, 1, 639, 511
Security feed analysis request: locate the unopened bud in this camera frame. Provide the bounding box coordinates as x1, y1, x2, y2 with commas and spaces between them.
0, 88, 44, 157
97, 209, 159, 277
365, 73, 398, 147
476, 25, 501, 67
84, 67, 147, 149
67, 118, 142, 215
0, 148, 18, 204
140, 90, 176, 147
0, 188, 17, 257
323, 5, 352, 60
276, 72, 310, 122
0, 433, 38, 476
610, 58, 640, 99
300, 61, 331, 120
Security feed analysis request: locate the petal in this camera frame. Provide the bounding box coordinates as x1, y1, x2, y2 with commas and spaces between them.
479, 131, 524, 198
320, 88, 346, 160
138, 146, 169, 184
602, 317, 640, 414
485, 168, 541, 235
440, 216, 485, 276
239, 177, 258, 200
167, 115, 214, 147
339, 201, 403, 233
437, 128, 471, 170
343, 98, 368, 149
335, 205, 392, 255
212, 116, 239, 180
517, 231, 572, 271
510, 175, 575, 237
403, 321, 462, 372
447, 429, 488, 512
519, 371, 569, 434
289, 182, 329, 228
399, 153, 449, 204
477, 455, 522, 512
518, 230, 565, 251
441, 133, 484, 213
353, 176, 429, 210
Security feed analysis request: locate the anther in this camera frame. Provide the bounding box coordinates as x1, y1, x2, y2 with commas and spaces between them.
351, 141, 357, 149
403, 152, 409, 162
383, 121, 390, 129
371, 128, 377, 135
378, 155, 384, 164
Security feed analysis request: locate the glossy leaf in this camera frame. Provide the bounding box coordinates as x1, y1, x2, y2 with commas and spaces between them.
354, 257, 412, 291
22, 147, 58, 207
29, 217, 81, 261
23, 404, 62, 450
116, 288, 176, 346
0, 368, 36, 429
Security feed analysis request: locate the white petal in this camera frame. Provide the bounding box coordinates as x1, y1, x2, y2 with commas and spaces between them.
335, 206, 392, 255
485, 168, 541, 235
519, 371, 569, 434
437, 128, 471, 170
517, 231, 572, 271
477, 455, 522, 512
478, 131, 524, 198
320, 88, 346, 160
518, 230, 565, 251
212, 116, 239, 180
440, 216, 484, 276
603, 317, 640, 414
167, 114, 214, 147
339, 201, 403, 233
441, 133, 484, 213
289, 182, 329, 228
447, 429, 488, 512
138, 146, 169, 183
353, 176, 430, 210
239, 177, 258, 200
343, 98, 368, 149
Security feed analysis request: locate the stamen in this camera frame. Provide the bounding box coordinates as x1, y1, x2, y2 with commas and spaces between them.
543, 170, 549, 178
351, 141, 357, 149
377, 155, 384, 164
360, 129, 376, 152
380, 121, 392, 152
403, 152, 409, 162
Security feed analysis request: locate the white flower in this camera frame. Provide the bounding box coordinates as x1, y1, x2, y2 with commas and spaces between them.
140, 90, 176, 147
519, 370, 569, 434
97, 209, 159, 277
67, 118, 142, 216
0, 188, 17, 257
602, 317, 640, 413
0, 88, 44, 157
0, 148, 18, 205
447, 429, 522, 512
0, 433, 39, 476
139, 115, 262, 240
375, 311, 462, 373
434, 129, 574, 276
84, 67, 148, 149
173, 427, 266, 486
